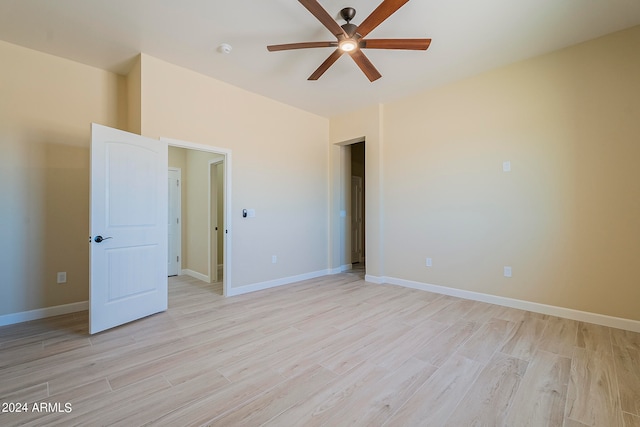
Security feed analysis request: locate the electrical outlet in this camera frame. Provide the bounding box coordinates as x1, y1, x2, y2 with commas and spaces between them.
426, 257, 432, 267
57, 272, 67, 284
272, 255, 277, 264
504, 266, 512, 278
503, 161, 511, 172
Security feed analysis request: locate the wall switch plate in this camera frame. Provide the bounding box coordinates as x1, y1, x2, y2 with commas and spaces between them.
504, 266, 512, 277
503, 161, 511, 172
57, 272, 67, 284
426, 257, 432, 267
272, 255, 277, 264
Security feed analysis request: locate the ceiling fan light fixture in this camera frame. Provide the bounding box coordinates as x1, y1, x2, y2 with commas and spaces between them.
339, 39, 358, 52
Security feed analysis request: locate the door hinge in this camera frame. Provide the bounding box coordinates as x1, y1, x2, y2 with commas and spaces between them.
177, 256, 179, 262
177, 180, 179, 187
177, 218, 179, 224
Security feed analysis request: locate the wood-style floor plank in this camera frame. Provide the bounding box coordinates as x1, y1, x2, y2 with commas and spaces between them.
413, 320, 479, 366
260, 361, 391, 426
154, 367, 285, 426
444, 351, 528, 426
503, 349, 571, 426
322, 357, 436, 427
539, 316, 579, 357
566, 346, 623, 426
612, 341, 640, 417
624, 412, 640, 427
383, 354, 484, 426
564, 418, 592, 427
205, 364, 337, 426
500, 317, 548, 361
456, 317, 515, 363
576, 321, 613, 355
0, 270, 637, 426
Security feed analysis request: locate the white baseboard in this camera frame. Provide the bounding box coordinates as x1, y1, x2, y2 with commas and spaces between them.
327, 264, 353, 274
183, 269, 209, 283
328, 264, 352, 275
366, 275, 640, 333
364, 274, 384, 284
227, 269, 330, 297
0, 301, 88, 327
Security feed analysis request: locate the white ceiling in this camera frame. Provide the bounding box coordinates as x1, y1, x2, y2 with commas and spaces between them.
1, 0, 639, 117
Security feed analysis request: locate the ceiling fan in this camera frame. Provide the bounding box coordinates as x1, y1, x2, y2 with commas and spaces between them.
267, 0, 431, 82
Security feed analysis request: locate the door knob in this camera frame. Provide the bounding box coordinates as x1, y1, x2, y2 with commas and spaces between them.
94, 235, 112, 243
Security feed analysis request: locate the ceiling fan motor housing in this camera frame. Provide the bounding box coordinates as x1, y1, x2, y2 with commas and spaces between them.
341, 23, 359, 37
340, 7, 356, 23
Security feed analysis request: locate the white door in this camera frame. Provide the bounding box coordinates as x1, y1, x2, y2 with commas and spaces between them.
168, 168, 181, 276
90, 124, 168, 334
351, 176, 363, 263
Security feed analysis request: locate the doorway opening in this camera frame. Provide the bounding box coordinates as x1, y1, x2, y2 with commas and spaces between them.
334, 137, 366, 274
350, 142, 365, 271
163, 138, 232, 297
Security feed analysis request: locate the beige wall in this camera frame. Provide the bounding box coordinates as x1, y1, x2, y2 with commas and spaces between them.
139, 54, 329, 288
0, 41, 124, 316
379, 26, 640, 321
185, 149, 223, 276
125, 55, 142, 134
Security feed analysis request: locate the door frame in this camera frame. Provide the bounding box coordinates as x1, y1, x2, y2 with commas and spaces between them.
168, 167, 182, 277
208, 159, 224, 283
161, 137, 232, 297
333, 137, 366, 273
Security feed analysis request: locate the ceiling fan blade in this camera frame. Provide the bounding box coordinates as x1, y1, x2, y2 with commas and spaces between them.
308, 49, 344, 80
298, 0, 347, 38
361, 38, 431, 50
267, 41, 337, 52
349, 50, 382, 82
357, 0, 410, 38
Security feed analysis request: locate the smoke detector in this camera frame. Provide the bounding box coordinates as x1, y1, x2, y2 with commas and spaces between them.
218, 43, 232, 54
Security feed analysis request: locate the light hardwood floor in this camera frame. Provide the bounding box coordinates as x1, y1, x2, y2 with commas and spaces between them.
1, 270, 639, 426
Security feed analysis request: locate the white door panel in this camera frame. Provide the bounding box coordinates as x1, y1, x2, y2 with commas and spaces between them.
90, 124, 168, 334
